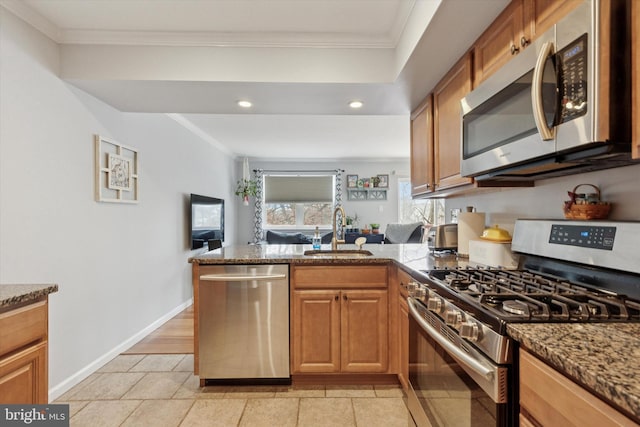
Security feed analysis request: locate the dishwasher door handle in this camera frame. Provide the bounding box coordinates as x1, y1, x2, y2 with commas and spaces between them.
200, 273, 287, 282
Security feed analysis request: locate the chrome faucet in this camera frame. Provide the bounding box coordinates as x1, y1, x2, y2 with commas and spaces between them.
331, 206, 346, 251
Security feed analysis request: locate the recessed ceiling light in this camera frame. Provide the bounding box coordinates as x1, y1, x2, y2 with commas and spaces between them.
349, 100, 363, 109
238, 100, 252, 108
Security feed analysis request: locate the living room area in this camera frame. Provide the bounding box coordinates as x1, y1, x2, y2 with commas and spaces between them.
231, 159, 443, 248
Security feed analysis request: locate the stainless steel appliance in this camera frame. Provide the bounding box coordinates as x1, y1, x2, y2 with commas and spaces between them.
406, 219, 640, 426
461, 0, 635, 181
426, 224, 458, 252
198, 264, 290, 384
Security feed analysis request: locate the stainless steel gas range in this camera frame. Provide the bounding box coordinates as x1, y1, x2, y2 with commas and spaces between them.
406, 219, 640, 427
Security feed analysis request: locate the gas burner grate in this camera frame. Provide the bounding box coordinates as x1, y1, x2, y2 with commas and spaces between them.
430, 268, 640, 322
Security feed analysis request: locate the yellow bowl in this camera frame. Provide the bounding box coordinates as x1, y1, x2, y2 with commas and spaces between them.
480, 225, 512, 242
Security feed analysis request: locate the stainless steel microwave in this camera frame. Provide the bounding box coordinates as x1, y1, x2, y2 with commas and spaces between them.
461, 0, 635, 181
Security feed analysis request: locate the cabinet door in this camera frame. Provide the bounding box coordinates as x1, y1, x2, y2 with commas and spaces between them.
520, 349, 637, 426
0, 342, 47, 404
524, 0, 582, 42
340, 290, 388, 373
398, 297, 409, 388
433, 52, 474, 191
474, 0, 526, 86
633, 0, 640, 159
410, 95, 434, 197
291, 290, 340, 373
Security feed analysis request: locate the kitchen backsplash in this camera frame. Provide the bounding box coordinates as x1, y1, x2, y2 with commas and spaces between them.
446, 163, 640, 225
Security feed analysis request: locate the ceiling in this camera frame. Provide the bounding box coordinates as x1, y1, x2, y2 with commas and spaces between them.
2, 0, 509, 160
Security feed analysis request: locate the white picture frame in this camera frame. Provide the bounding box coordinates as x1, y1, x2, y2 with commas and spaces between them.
107, 153, 132, 191
95, 135, 139, 203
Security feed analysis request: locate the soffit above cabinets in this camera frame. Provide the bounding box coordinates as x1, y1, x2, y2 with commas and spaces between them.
1, 0, 509, 160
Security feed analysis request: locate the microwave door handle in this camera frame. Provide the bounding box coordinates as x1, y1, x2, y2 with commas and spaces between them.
531, 41, 556, 141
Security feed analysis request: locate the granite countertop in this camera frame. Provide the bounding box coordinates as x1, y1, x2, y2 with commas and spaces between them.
189, 243, 470, 273
508, 323, 640, 422
0, 284, 58, 310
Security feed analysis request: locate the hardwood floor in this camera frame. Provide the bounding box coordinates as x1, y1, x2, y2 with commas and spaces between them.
122, 305, 194, 354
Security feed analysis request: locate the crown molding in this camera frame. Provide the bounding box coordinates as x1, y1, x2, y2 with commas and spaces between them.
1, 0, 61, 42
57, 29, 396, 48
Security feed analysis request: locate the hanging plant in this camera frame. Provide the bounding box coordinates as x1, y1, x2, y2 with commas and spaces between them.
235, 178, 258, 205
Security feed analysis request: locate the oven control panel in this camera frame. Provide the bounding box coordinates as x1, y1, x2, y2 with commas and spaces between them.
549, 224, 616, 250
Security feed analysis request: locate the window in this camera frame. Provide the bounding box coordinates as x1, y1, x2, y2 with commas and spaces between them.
263, 175, 335, 229
397, 178, 445, 225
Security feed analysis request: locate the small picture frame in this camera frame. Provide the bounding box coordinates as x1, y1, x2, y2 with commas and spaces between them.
107, 153, 132, 191
377, 174, 389, 188
347, 174, 358, 188
362, 178, 370, 188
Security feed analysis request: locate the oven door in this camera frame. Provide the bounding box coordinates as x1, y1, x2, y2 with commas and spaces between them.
407, 298, 513, 427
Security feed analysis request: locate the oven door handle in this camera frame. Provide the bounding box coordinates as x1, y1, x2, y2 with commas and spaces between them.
408, 298, 494, 381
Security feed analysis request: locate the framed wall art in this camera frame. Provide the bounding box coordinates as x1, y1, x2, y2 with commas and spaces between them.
347, 174, 358, 188
377, 174, 389, 188
95, 135, 139, 203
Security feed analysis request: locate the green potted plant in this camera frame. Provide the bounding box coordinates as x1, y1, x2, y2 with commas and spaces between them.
370, 223, 380, 234
235, 178, 258, 206
345, 213, 359, 232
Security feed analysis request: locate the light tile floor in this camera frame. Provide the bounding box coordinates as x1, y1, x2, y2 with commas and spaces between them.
55, 354, 415, 426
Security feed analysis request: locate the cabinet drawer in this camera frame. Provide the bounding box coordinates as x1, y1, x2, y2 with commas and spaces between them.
0, 301, 47, 356
292, 265, 388, 289
520, 349, 636, 426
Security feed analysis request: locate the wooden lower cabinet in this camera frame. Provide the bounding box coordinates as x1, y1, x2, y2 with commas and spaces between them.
0, 300, 49, 404
519, 349, 638, 426
291, 265, 389, 375
398, 297, 409, 388
395, 268, 412, 389
292, 290, 341, 373
292, 289, 388, 374
0, 342, 47, 404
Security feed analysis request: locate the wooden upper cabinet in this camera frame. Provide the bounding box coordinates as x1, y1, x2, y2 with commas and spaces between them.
410, 95, 434, 197
473, 0, 527, 86
433, 52, 474, 191
633, 0, 639, 159
524, 0, 582, 42
474, 0, 582, 86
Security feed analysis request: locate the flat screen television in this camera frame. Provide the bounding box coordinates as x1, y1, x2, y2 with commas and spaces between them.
190, 193, 224, 249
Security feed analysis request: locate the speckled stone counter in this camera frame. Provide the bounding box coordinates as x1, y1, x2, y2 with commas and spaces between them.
508, 323, 640, 422
189, 243, 469, 275
0, 284, 58, 310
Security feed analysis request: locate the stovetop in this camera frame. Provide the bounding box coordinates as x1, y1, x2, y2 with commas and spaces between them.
427, 268, 640, 323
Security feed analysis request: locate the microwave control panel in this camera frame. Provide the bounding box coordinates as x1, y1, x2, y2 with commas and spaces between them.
557, 33, 588, 124
549, 224, 615, 250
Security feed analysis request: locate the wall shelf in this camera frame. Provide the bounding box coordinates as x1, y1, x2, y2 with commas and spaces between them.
347, 188, 387, 201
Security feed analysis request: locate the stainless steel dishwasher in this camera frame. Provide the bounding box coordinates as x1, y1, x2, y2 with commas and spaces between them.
198, 264, 290, 384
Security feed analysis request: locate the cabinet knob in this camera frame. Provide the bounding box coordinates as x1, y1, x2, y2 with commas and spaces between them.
335, 295, 339, 301
343, 294, 347, 301
510, 44, 520, 55
520, 36, 530, 48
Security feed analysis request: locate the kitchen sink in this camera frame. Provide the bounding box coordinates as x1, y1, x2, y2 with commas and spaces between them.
303, 249, 373, 257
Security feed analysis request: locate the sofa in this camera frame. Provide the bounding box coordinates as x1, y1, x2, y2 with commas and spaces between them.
383, 222, 424, 244
265, 230, 333, 244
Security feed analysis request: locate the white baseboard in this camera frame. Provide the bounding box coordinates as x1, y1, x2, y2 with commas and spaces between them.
48, 298, 193, 402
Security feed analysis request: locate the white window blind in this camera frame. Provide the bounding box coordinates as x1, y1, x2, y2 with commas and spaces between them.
264, 176, 334, 203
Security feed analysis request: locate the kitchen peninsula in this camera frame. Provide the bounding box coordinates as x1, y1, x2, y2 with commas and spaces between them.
189, 244, 640, 424
0, 284, 58, 404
